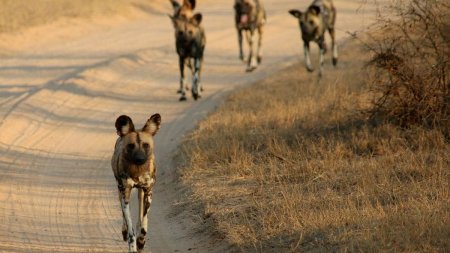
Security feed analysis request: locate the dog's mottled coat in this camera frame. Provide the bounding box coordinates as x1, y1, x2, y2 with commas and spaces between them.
234, 0, 266, 72
169, 0, 206, 101
111, 114, 161, 253
289, 0, 337, 75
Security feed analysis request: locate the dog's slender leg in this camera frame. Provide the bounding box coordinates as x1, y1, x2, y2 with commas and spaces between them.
303, 41, 314, 72
319, 47, 325, 77
237, 28, 244, 61
257, 26, 263, 64
198, 57, 204, 92
137, 188, 152, 250
120, 187, 137, 253
318, 38, 325, 77
178, 56, 187, 101
192, 57, 201, 100
118, 188, 128, 242
329, 27, 338, 66
246, 30, 258, 72
330, 4, 338, 66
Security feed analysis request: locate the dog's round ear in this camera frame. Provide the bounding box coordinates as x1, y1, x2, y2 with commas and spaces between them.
309, 6, 321, 15
191, 13, 202, 26
184, 0, 196, 10
289, 9, 303, 19
170, 0, 181, 10
115, 115, 135, 137
142, 113, 161, 136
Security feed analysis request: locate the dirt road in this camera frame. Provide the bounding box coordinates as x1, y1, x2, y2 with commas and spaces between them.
0, 1, 380, 252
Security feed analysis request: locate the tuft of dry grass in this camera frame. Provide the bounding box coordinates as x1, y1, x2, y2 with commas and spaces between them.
178, 36, 450, 252
0, 0, 152, 34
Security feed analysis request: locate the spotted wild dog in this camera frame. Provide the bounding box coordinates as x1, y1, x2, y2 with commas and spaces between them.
289, 0, 337, 76
111, 114, 161, 253
234, 0, 266, 72
169, 0, 206, 101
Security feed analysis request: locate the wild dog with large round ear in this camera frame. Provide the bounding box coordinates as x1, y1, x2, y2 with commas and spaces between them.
289, 0, 337, 76
111, 113, 161, 253
169, 8, 206, 101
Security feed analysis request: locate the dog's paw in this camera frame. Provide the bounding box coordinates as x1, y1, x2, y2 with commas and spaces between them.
246, 66, 257, 72
179, 96, 187, 101
122, 229, 128, 242
192, 93, 200, 100
257, 56, 262, 64
137, 236, 146, 250
306, 66, 314, 73
333, 58, 338, 66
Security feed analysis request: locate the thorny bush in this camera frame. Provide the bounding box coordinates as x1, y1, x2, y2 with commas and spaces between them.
366, 0, 449, 132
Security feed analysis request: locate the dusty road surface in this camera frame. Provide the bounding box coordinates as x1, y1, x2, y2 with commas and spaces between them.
0, 1, 381, 252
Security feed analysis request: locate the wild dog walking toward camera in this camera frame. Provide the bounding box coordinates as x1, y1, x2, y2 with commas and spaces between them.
234, 0, 266, 72
111, 114, 161, 253
289, 0, 337, 75
169, 0, 206, 101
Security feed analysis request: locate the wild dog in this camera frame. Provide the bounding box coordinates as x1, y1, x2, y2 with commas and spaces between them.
111, 114, 161, 253
289, 0, 337, 75
169, 1, 206, 101
234, 0, 266, 72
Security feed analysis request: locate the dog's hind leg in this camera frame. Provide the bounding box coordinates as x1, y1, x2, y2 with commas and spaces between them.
120, 187, 137, 253
137, 188, 153, 250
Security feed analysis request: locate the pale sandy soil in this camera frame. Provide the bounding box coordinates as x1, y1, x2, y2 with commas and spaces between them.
0, 1, 382, 252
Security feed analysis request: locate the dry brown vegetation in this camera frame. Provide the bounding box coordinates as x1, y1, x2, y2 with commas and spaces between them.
0, 0, 152, 34
177, 2, 450, 252
365, 0, 449, 129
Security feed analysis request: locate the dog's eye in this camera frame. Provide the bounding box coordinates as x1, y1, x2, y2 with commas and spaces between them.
127, 143, 135, 150
309, 20, 315, 26
188, 30, 193, 35
143, 143, 150, 149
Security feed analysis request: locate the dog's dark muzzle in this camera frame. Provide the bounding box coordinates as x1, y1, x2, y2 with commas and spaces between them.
235, 4, 252, 27
176, 37, 193, 56
132, 151, 147, 166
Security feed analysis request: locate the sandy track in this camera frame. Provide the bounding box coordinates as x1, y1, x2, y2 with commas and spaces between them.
0, 1, 380, 252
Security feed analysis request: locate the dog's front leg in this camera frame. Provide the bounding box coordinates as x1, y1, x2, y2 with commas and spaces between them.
137, 188, 153, 250
191, 57, 202, 100
246, 30, 258, 72
237, 28, 244, 61
120, 187, 137, 253
303, 41, 314, 72
329, 27, 338, 66
178, 56, 187, 101
318, 37, 326, 77
257, 26, 263, 64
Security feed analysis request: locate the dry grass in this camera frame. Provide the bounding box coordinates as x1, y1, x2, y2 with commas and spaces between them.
178, 35, 450, 252
0, 0, 152, 34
